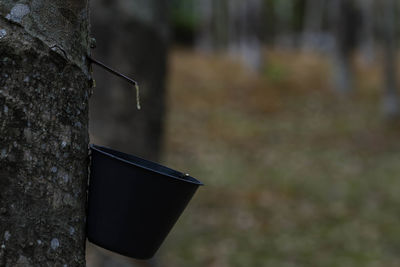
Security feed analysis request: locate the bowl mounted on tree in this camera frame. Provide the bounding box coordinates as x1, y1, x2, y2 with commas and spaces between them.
86, 144, 203, 259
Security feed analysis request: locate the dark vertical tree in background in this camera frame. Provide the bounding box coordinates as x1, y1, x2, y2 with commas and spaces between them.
89, 0, 169, 163
329, 0, 361, 93
196, 0, 262, 71
196, 0, 228, 51
382, 0, 400, 118
227, 0, 262, 71
273, 0, 295, 47
358, 0, 375, 64
302, 0, 326, 50
0, 0, 90, 266
194, 1, 218, 50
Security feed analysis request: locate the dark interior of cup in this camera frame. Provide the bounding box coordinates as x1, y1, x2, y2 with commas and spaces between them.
91, 144, 203, 186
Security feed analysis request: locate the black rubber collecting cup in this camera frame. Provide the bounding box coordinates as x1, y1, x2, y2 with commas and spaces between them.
86, 144, 203, 259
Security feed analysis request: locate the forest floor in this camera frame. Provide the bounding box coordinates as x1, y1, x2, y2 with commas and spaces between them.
160, 48, 400, 267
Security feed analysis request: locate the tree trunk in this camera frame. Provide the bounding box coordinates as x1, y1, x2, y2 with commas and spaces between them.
301, 0, 326, 50
358, 0, 375, 65
196, 0, 262, 71
273, 0, 295, 48
227, 0, 262, 71
196, 0, 229, 52
0, 0, 90, 266
89, 0, 168, 163
328, 0, 360, 93
382, 0, 400, 118
195, 0, 213, 52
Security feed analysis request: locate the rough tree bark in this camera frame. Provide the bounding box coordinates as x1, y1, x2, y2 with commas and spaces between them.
0, 0, 90, 266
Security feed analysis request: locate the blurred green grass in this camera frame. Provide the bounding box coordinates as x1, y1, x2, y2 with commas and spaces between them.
160, 48, 400, 267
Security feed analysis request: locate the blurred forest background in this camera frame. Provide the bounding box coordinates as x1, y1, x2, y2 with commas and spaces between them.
87, 0, 400, 266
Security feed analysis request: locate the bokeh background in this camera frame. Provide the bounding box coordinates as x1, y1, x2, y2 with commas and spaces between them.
87, 0, 400, 266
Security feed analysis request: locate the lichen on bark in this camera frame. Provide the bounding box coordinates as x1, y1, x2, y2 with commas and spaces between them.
0, 0, 90, 72
0, 0, 90, 265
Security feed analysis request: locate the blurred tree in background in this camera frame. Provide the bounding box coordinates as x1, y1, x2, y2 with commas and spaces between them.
89, 0, 169, 162
381, 0, 400, 118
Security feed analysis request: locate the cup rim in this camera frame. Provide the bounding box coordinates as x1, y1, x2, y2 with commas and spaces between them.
90, 144, 204, 186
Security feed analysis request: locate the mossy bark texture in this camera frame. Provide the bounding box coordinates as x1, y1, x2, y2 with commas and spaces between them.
0, 0, 90, 266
